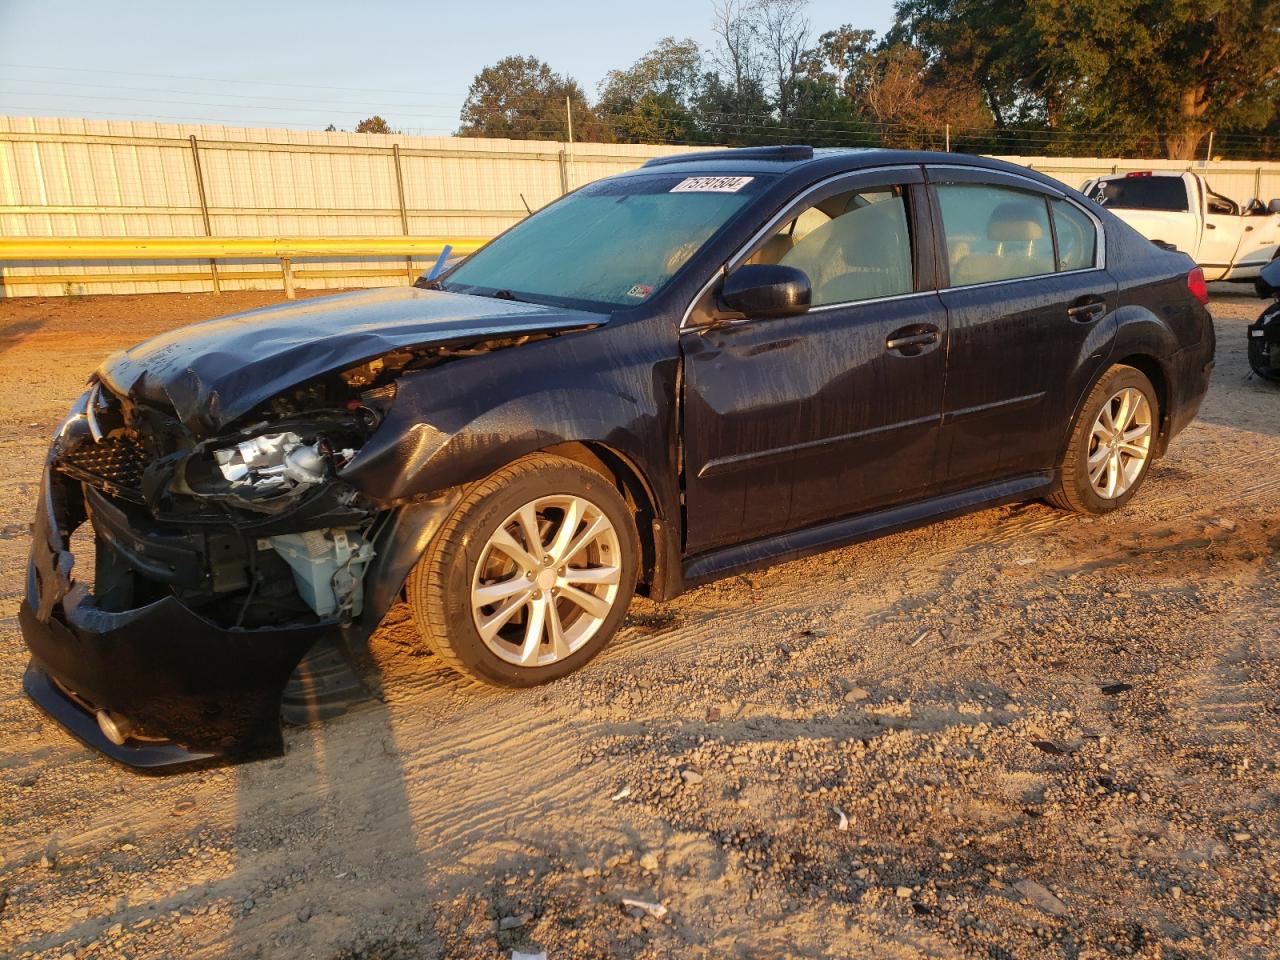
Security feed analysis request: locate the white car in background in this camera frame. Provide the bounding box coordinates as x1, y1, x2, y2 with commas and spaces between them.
1082, 171, 1280, 283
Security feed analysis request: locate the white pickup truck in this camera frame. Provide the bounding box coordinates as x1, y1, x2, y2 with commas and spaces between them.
1081, 171, 1280, 282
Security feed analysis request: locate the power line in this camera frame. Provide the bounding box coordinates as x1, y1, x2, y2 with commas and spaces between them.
0, 63, 460, 99
0, 76, 461, 111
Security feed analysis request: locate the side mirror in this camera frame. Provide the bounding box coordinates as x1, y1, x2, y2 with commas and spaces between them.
1269, 199, 1280, 215
720, 264, 811, 319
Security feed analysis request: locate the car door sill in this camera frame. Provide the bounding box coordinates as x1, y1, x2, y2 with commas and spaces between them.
681, 472, 1054, 587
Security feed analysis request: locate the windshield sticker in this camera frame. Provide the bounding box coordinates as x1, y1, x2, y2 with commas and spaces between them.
625, 283, 654, 299
670, 176, 754, 193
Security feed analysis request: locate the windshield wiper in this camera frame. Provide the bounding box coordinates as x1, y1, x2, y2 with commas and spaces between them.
491, 289, 528, 302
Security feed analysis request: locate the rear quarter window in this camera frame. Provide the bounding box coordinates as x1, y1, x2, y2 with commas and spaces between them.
1051, 199, 1099, 271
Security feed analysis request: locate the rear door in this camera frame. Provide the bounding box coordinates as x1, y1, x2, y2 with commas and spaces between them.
927, 166, 1117, 490
681, 167, 948, 555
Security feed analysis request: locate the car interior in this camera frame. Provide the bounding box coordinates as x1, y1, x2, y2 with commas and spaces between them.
747, 187, 914, 304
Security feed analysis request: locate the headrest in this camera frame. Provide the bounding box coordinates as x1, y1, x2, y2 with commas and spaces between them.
988, 202, 1044, 242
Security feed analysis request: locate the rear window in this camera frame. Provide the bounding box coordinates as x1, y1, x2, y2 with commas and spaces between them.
1086, 177, 1188, 212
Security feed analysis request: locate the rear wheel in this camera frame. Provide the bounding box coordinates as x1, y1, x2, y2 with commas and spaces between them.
406, 453, 638, 686
1048, 364, 1158, 514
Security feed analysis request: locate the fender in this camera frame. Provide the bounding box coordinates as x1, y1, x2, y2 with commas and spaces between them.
342, 324, 683, 525
1056, 301, 1181, 463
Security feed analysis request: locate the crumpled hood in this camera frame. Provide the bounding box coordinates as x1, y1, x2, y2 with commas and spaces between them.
97, 287, 606, 436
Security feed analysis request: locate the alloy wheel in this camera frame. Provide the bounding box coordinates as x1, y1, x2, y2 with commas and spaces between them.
1087, 386, 1153, 499
470, 494, 623, 667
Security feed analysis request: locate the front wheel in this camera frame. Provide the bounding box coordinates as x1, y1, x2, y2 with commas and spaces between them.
406, 453, 638, 687
1048, 365, 1158, 514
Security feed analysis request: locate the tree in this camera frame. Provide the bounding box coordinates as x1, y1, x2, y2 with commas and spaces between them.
598, 38, 705, 142
857, 43, 991, 148
895, 0, 1280, 159
755, 0, 812, 118
1040, 0, 1280, 159
710, 0, 765, 101
805, 25, 877, 98
457, 55, 601, 141
355, 116, 394, 134
696, 72, 775, 144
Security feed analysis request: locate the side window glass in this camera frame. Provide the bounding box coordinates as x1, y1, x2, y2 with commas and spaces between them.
747, 185, 914, 306
937, 184, 1055, 286
1051, 199, 1098, 272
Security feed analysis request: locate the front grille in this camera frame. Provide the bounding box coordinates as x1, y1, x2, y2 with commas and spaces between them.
60, 435, 150, 490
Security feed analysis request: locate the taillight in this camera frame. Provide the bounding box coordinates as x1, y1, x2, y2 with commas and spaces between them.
1126, 171, 1153, 178
1187, 267, 1209, 306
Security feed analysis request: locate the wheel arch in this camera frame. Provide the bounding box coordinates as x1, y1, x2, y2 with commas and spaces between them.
1059, 351, 1173, 466
537, 440, 680, 600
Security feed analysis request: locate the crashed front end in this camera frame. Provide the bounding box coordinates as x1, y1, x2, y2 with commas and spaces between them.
22, 364, 411, 768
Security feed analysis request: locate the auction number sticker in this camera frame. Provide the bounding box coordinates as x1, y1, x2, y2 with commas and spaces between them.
670, 176, 754, 193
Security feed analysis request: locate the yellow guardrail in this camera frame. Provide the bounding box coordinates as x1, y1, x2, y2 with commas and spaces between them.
1, 236, 489, 260
0, 235, 491, 297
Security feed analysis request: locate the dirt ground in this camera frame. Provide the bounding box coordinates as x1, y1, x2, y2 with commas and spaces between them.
0, 286, 1276, 960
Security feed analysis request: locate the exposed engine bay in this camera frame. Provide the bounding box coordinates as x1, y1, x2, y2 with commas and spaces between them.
50, 331, 563, 630
52, 362, 400, 628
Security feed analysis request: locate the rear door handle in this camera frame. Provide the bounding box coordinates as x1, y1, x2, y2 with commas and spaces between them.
1067, 300, 1107, 323
886, 325, 940, 354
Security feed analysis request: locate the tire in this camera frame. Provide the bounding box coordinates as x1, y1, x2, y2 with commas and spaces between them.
405, 452, 638, 687
1248, 304, 1280, 382
1048, 364, 1159, 514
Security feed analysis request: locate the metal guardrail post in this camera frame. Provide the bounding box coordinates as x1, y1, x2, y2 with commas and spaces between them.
187, 135, 221, 294
280, 257, 295, 299
392, 143, 414, 283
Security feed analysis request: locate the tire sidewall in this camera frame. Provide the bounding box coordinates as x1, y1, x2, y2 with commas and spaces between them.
1068, 368, 1159, 513
431, 462, 638, 686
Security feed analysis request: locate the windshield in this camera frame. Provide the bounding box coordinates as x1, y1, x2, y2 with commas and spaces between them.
442, 172, 773, 309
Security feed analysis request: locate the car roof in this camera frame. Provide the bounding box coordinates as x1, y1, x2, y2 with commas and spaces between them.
622, 145, 1074, 192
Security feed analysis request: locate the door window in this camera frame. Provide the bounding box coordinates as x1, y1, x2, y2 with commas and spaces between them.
1051, 199, 1099, 272
747, 186, 915, 305
937, 184, 1056, 286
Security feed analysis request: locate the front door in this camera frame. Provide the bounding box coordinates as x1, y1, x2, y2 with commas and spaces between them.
681, 171, 948, 556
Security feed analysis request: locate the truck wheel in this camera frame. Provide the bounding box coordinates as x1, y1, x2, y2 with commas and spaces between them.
406, 453, 638, 687
1048, 365, 1159, 514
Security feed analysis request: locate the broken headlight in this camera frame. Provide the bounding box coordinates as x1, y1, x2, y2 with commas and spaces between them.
172, 415, 367, 513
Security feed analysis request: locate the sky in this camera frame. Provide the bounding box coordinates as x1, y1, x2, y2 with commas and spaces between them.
0, 0, 897, 135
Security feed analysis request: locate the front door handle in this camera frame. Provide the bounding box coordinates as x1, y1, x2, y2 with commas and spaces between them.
886, 325, 940, 354
1067, 299, 1107, 323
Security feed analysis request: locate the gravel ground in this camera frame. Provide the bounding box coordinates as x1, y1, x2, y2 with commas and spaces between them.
0, 286, 1277, 960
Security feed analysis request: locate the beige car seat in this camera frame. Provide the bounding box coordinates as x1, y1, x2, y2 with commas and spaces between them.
778, 198, 911, 304
950, 202, 1054, 285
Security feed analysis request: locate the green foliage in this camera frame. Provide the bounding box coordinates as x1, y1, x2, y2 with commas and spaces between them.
897, 0, 1280, 159
355, 116, 394, 135
597, 38, 706, 142
457, 55, 601, 142
450, 2, 1278, 157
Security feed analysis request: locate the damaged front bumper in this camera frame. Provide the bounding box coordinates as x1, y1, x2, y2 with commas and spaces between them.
20, 432, 461, 771
21, 464, 343, 768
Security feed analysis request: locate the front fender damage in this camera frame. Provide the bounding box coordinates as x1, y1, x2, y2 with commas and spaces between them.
19, 310, 613, 769
21, 414, 462, 769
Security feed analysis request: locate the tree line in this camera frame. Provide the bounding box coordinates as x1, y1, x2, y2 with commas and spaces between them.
376, 0, 1280, 160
